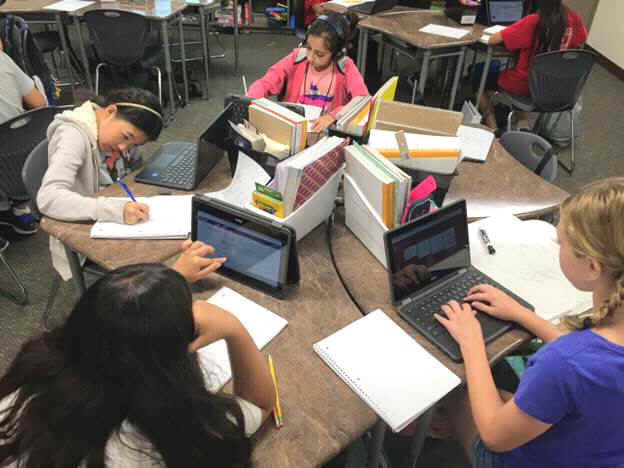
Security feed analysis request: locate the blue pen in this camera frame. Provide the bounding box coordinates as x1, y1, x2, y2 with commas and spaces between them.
116, 178, 137, 202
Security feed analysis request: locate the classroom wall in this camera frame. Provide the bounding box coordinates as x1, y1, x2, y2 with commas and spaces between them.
587, 0, 624, 69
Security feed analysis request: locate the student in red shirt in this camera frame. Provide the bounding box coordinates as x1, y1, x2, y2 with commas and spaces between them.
479, 0, 587, 129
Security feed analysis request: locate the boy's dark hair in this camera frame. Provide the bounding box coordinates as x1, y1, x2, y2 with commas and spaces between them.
94, 87, 164, 141
307, 12, 359, 58
0, 263, 250, 468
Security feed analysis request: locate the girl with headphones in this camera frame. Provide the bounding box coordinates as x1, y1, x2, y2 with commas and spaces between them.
247, 12, 369, 133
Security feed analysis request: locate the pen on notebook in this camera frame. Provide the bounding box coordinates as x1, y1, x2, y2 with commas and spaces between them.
242, 75, 248, 95
479, 228, 496, 255
116, 178, 137, 202
268, 355, 283, 428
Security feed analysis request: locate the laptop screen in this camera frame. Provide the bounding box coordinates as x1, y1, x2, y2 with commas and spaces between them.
385, 200, 470, 303
195, 210, 287, 288
487, 0, 524, 25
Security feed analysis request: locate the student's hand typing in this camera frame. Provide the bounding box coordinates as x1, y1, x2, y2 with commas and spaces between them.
311, 114, 336, 133
435, 300, 484, 351
188, 301, 243, 352
123, 202, 149, 224
172, 240, 226, 283
464, 284, 529, 322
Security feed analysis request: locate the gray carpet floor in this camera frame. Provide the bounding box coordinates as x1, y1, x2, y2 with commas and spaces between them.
0, 30, 623, 467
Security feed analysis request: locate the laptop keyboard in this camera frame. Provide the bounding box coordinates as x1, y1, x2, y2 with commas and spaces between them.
398, 269, 512, 361
161, 144, 197, 187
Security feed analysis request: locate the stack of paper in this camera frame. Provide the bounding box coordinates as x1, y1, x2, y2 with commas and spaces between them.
367, 76, 398, 132
249, 98, 308, 156
314, 309, 460, 433
267, 136, 346, 216
468, 215, 593, 322
198, 287, 288, 391
457, 125, 494, 162
90, 195, 193, 239
368, 128, 461, 174
335, 96, 372, 136
345, 142, 411, 233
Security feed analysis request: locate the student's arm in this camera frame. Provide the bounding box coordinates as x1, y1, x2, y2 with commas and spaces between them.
247, 51, 295, 99
37, 124, 127, 223
464, 284, 563, 343
435, 301, 552, 452
23, 87, 47, 110
488, 32, 504, 45
499, 14, 539, 51
189, 301, 276, 412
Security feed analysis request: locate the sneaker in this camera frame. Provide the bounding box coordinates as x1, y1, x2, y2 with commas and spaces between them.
0, 208, 38, 235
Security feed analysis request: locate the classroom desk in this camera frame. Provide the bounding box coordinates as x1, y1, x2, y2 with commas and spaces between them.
0, 0, 78, 88
473, 41, 513, 113
356, 9, 485, 109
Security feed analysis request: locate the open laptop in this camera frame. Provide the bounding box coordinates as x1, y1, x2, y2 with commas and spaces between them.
135, 104, 232, 190
383, 200, 534, 362
349, 0, 397, 16
483, 0, 524, 26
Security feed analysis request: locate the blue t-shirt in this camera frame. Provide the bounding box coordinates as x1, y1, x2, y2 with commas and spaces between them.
502, 330, 624, 468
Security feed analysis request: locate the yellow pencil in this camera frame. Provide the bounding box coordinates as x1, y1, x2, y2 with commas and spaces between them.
268, 355, 284, 427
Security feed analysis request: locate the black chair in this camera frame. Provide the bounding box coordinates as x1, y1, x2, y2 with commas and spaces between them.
83, 9, 163, 105
495, 49, 595, 174
500, 131, 557, 182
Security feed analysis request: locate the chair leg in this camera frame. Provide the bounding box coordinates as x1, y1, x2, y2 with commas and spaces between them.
42, 273, 62, 330
507, 109, 514, 132
95, 62, 107, 96
558, 110, 575, 175
154, 66, 163, 107
0, 251, 28, 306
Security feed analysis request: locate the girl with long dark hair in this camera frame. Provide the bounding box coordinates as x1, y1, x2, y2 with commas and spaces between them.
479, 0, 587, 129
0, 263, 275, 467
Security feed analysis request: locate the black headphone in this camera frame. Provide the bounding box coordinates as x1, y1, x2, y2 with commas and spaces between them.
304, 13, 349, 60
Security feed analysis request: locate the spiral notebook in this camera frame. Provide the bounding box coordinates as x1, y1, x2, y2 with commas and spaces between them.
314, 309, 460, 432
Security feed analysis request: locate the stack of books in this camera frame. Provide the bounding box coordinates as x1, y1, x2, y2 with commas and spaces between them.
335, 96, 372, 137
249, 98, 308, 156
251, 136, 347, 218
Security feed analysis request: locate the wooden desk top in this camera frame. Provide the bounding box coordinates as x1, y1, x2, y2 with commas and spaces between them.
0, 0, 56, 13
68, 0, 190, 19
359, 9, 485, 49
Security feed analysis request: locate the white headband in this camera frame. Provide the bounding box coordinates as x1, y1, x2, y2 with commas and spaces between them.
115, 102, 163, 121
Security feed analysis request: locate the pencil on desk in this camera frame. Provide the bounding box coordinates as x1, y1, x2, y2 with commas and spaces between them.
268, 355, 283, 427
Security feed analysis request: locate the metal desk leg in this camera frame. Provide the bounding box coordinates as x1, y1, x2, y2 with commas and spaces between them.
178, 14, 189, 104
63, 244, 86, 296
233, 0, 239, 73
55, 13, 76, 91
73, 16, 93, 90
475, 45, 492, 108
418, 49, 432, 102
199, 7, 210, 98
448, 46, 466, 110
407, 407, 435, 468
367, 419, 387, 468
357, 27, 368, 77
161, 20, 176, 119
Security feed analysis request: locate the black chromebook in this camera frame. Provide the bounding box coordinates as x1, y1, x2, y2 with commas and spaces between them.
383, 200, 533, 362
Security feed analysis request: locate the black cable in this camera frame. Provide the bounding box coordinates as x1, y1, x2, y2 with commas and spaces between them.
325, 204, 366, 317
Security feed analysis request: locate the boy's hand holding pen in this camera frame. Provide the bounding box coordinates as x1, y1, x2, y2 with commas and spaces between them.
118, 178, 150, 224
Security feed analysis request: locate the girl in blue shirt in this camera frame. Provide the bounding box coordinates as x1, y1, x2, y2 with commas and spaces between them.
436, 177, 624, 468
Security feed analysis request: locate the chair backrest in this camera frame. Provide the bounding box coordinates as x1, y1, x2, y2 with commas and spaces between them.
0, 106, 62, 201
529, 49, 595, 113
500, 131, 557, 182
21, 139, 48, 221
84, 10, 150, 67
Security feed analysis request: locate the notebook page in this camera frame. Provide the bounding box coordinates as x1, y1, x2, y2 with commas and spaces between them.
457, 125, 494, 162
90, 195, 193, 239
469, 215, 593, 322
206, 152, 270, 208
198, 287, 288, 392
44, 0, 95, 12
314, 310, 460, 432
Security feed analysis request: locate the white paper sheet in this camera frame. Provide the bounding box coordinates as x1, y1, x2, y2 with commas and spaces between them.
457, 125, 494, 162
419, 24, 470, 39
44, 0, 94, 12
197, 287, 288, 391
484, 25, 506, 34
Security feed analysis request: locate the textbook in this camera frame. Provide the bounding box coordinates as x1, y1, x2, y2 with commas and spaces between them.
90, 195, 193, 239
368, 76, 398, 132
198, 287, 288, 391
314, 309, 460, 433
335, 96, 372, 137
367, 128, 461, 174
249, 98, 307, 156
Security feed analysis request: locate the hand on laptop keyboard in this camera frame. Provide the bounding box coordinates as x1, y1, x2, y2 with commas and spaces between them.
435, 300, 485, 350
465, 283, 531, 323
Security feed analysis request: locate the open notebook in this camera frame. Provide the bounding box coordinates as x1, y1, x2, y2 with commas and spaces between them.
90, 195, 193, 239
197, 287, 288, 392
314, 309, 460, 432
